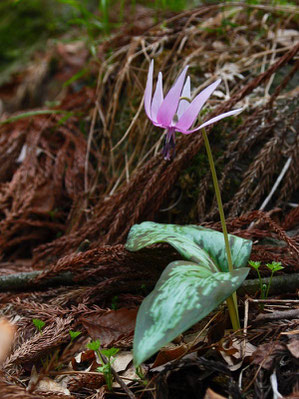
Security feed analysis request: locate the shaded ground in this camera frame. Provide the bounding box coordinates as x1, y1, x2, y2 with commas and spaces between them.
0, 3, 298, 398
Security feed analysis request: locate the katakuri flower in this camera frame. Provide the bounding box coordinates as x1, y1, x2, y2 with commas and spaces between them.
144, 60, 242, 160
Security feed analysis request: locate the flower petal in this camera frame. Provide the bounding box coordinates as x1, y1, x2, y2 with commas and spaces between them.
151, 72, 164, 123
157, 65, 189, 127
175, 79, 221, 131
144, 60, 154, 120
177, 76, 191, 119
179, 108, 243, 134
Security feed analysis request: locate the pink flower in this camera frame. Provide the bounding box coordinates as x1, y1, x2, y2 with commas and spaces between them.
144, 60, 242, 160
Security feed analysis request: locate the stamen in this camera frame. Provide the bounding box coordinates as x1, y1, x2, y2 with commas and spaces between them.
179, 96, 192, 102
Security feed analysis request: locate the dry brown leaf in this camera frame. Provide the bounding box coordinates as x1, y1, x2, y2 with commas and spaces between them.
218, 338, 256, 371
0, 318, 16, 365
72, 350, 101, 371
113, 351, 133, 373
112, 365, 139, 388
252, 342, 286, 370
268, 29, 299, 47
28, 366, 71, 395
287, 337, 299, 359
151, 343, 188, 368
204, 388, 227, 399
80, 308, 137, 347
112, 351, 141, 388
57, 41, 89, 67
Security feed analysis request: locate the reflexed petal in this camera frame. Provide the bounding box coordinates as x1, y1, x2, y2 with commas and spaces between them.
151, 72, 164, 123
177, 76, 191, 119
144, 60, 154, 120
157, 65, 189, 127
179, 108, 243, 134
175, 79, 221, 131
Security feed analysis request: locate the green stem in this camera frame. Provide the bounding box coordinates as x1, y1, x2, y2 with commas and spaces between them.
202, 128, 240, 330
265, 272, 274, 299
256, 269, 265, 308
256, 269, 262, 294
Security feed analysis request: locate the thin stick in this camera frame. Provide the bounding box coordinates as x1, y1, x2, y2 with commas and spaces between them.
249, 299, 299, 303
99, 351, 136, 399
202, 128, 240, 330
49, 370, 137, 382
259, 156, 292, 211
111, 97, 144, 151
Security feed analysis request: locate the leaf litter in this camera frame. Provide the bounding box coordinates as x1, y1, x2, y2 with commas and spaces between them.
0, 2, 298, 398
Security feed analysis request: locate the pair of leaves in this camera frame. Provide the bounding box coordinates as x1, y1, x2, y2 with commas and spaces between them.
125, 222, 252, 366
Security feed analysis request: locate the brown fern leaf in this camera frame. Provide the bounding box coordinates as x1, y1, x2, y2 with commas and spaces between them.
0, 115, 94, 259
0, 379, 74, 399
278, 123, 299, 206
282, 206, 299, 231
4, 317, 73, 369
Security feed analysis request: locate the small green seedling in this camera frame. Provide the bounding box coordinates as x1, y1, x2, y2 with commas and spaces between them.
87, 340, 119, 391
69, 330, 81, 342
100, 347, 120, 358
97, 347, 119, 391
249, 261, 264, 297
135, 365, 148, 385
265, 261, 284, 298
249, 260, 284, 300
32, 318, 45, 334
87, 339, 101, 352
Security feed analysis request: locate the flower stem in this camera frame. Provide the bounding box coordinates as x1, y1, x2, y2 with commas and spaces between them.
202, 128, 240, 330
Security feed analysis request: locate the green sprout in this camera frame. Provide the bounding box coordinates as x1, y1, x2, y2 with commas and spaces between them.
265, 261, 284, 298
69, 330, 81, 342
86, 339, 101, 352
100, 347, 120, 358
248, 261, 263, 297
135, 365, 148, 385
97, 347, 119, 391
32, 318, 45, 334
249, 260, 284, 300
87, 340, 119, 391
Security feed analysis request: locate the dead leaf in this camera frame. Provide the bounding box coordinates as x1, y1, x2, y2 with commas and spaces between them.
287, 337, 299, 359
28, 366, 71, 395
113, 351, 133, 373
80, 308, 137, 347
218, 338, 256, 371
204, 388, 228, 399
268, 29, 299, 47
31, 181, 56, 214
57, 42, 89, 67
72, 350, 101, 371
112, 351, 142, 388
112, 365, 140, 388
151, 343, 188, 368
0, 318, 16, 365
252, 342, 286, 370
212, 41, 227, 51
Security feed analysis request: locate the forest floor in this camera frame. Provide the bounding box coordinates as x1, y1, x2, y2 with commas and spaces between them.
0, 2, 298, 398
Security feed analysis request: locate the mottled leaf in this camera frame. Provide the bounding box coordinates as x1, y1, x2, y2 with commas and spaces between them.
125, 222, 252, 272
133, 260, 249, 365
